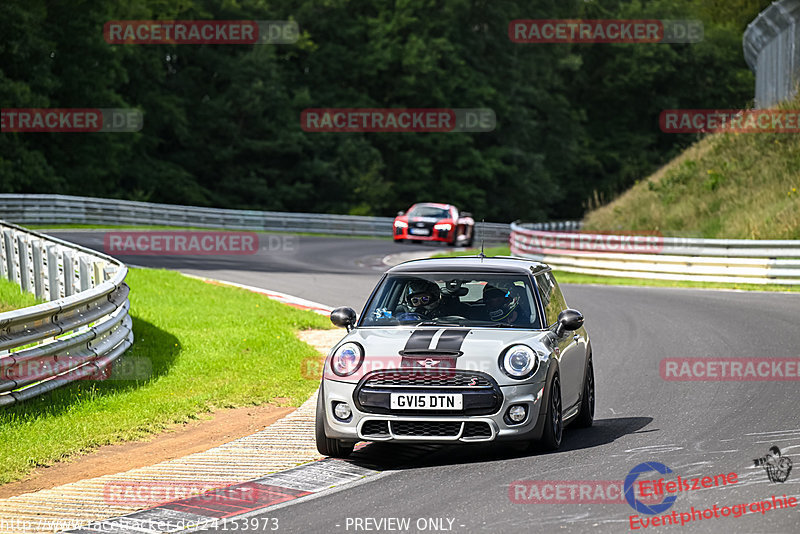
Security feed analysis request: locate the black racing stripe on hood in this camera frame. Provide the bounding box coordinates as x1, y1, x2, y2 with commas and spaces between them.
403, 329, 437, 352
436, 329, 470, 352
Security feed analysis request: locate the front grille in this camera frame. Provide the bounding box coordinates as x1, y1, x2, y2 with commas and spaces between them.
391, 421, 462, 437
462, 422, 492, 438
362, 420, 390, 437
356, 370, 502, 416
410, 221, 434, 231
364, 370, 493, 388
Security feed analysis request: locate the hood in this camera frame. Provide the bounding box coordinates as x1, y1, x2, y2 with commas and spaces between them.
323, 326, 552, 385
409, 216, 442, 223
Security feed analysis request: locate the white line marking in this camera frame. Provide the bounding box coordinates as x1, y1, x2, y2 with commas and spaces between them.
428, 329, 446, 350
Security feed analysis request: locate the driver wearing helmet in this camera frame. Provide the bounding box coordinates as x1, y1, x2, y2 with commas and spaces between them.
396, 279, 442, 319
483, 284, 528, 325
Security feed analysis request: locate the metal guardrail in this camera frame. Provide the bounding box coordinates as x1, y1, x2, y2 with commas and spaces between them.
517, 220, 582, 232
0, 221, 133, 406
744, 0, 800, 108
510, 222, 800, 285
0, 194, 521, 242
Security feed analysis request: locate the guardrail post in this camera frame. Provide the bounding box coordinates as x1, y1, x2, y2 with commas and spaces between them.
78, 256, 91, 292
3, 230, 16, 284
0, 228, 6, 280
32, 240, 45, 300
93, 262, 104, 288
46, 245, 61, 301
17, 235, 31, 293
63, 250, 75, 297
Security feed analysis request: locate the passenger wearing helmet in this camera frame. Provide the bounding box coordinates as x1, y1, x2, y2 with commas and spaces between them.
483, 284, 528, 325
395, 279, 442, 320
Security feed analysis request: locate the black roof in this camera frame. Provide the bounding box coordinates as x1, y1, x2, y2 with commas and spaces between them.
388, 256, 549, 275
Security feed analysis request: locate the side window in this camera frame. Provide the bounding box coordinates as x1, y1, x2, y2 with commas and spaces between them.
536, 272, 567, 326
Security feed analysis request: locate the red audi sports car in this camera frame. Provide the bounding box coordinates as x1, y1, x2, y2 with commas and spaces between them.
393, 203, 474, 246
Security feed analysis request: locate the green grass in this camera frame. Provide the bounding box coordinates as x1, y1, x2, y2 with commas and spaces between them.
0, 277, 42, 312
434, 247, 800, 292
583, 97, 800, 240
551, 270, 800, 293
0, 268, 332, 485
432, 246, 512, 258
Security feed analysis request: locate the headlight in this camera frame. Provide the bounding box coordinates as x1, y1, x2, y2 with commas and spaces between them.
500, 344, 539, 379
394, 220, 408, 228
331, 342, 364, 376
434, 223, 452, 230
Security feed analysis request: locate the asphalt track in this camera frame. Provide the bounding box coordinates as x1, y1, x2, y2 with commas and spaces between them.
49, 230, 800, 534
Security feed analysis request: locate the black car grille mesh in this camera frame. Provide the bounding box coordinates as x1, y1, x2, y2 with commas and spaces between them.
462, 422, 492, 438
390, 421, 462, 437
361, 420, 390, 437
364, 371, 492, 388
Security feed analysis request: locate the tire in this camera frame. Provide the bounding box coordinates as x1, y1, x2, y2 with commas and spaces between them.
463, 226, 475, 247
539, 374, 563, 451
315, 386, 355, 458
575, 357, 595, 428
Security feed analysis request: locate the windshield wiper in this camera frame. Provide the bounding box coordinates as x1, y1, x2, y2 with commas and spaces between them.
416, 320, 464, 327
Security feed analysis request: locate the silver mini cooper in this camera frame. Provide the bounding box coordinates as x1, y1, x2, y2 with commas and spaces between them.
315, 257, 594, 458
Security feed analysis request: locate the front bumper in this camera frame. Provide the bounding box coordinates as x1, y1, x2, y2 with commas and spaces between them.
321, 376, 546, 443
394, 226, 452, 242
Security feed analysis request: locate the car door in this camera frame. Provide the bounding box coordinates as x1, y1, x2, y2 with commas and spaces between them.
535, 271, 583, 411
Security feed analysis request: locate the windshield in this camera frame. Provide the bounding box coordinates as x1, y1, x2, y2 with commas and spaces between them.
361, 273, 541, 329
407, 206, 450, 219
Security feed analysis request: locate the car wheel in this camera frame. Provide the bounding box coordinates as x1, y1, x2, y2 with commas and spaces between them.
539, 374, 563, 450
315, 386, 355, 458
575, 357, 595, 428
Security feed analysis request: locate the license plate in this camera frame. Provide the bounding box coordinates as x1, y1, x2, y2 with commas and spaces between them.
409, 228, 430, 235
390, 393, 463, 410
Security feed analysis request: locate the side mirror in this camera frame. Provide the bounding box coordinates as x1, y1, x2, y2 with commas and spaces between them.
554, 309, 584, 338
397, 211, 405, 216
330, 307, 357, 331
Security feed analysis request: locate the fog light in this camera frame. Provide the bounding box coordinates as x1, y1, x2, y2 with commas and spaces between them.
333, 402, 352, 421
507, 405, 527, 423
